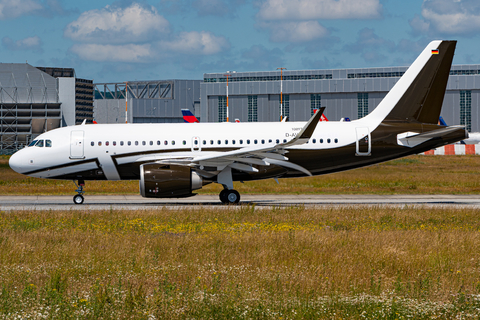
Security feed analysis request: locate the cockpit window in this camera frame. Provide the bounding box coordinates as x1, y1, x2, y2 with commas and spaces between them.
35, 140, 44, 147
45, 140, 52, 147
28, 140, 38, 147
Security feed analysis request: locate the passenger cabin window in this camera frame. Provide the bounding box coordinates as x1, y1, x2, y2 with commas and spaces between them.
91, 141, 94, 146
149, 141, 153, 146
113, 141, 116, 146
157, 141, 161, 145
142, 141, 146, 146
106, 141, 109, 146
171, 141, 175, 145
98, 141, 102, 146
128, 141, 131, 146
120, 141, 124, 146
135, 141, 139, 146
183, 140, 186, 145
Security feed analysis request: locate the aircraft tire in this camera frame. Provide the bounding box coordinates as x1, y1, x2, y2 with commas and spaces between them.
220, 189, 240, 204
219, 189, 229, 203
73, 194, 84, 205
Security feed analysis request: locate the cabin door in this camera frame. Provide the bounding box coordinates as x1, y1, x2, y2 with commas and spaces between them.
70, 130, 85, 159
355, 127, 371, 156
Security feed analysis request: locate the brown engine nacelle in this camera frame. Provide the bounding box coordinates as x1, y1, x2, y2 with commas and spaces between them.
139, 163, 203, 198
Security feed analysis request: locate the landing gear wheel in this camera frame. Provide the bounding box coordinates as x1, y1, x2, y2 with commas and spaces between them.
73, 194, 84, 205
219, 189, 240, 204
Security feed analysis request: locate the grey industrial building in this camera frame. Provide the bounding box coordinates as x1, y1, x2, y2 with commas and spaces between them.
200, 65, 480, 132
93, 65, 480, 133
94, 80, 201, 123
0, 63, 93, 153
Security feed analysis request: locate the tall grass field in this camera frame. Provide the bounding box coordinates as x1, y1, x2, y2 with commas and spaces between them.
1, 206, 480, 319
1, 155, 480, 318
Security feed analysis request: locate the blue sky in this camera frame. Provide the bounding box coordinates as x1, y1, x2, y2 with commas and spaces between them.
1, 0, 479, 82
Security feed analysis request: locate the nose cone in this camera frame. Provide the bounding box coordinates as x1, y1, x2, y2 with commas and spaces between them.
9, 150, 26, 174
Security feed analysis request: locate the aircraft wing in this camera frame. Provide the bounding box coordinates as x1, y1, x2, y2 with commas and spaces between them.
148, 108, 325, 176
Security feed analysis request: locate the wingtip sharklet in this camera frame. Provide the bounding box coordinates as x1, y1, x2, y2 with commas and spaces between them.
300, 107, 325, 139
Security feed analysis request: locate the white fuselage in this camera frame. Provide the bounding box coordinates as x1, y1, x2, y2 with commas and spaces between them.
9, 120, 361, 180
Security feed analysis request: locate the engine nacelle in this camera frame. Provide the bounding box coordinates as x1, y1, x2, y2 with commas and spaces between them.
139, 163, 203, 198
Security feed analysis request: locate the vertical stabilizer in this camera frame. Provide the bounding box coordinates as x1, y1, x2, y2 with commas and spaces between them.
363, 40, 456, 126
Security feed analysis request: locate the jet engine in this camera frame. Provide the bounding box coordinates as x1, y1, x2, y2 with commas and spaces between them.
139, 163, 204, 198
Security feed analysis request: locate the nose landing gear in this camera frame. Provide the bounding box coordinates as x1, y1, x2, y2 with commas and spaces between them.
73, 180, 85, 204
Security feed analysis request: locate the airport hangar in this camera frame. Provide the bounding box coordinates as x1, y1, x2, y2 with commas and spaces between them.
0, 63, 93, 154
94, 65, 480, 135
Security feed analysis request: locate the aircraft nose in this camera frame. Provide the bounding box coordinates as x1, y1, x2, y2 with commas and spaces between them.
9, 151, 26, 174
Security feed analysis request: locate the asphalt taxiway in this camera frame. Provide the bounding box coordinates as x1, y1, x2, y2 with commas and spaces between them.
0, 194, 479, 210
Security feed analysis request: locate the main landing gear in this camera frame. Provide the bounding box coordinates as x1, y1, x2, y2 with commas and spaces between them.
73, 179, 85, 204
216, 167, 240, 204
219, 188, 240, 204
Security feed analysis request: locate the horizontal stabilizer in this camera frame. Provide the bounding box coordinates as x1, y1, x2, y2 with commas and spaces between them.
397, 126, 466, 148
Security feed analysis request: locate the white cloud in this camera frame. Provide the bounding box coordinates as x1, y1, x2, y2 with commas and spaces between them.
416, 0, 480, 35
64, 3, 170, 44
161, 31, 230, 55
66, 3, 230, 62
69, 43, 153, 62
2, 36, 42, 51
257, 0, 382, 20
264, 21, 329, 42
0, 0, 42, 19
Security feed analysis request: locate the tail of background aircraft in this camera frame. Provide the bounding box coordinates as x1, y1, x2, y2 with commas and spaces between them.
363, 40, 456, 127
181, 109, 199, 123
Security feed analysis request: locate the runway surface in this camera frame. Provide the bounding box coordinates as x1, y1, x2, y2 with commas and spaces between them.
1, 194, 480, 210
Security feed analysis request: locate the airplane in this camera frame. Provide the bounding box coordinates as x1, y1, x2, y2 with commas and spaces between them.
9, 40, 468, 205
439, 116, 480, 144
